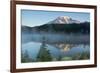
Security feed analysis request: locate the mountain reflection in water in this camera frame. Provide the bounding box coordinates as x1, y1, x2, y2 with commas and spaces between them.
22, 41, 90, 62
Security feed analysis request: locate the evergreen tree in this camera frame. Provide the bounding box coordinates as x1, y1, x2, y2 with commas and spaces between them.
21, 50, 34, 63
21, 50, 30, 63
36, 37, 52, 62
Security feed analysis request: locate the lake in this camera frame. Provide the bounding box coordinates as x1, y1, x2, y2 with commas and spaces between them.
21, 33, 90, 62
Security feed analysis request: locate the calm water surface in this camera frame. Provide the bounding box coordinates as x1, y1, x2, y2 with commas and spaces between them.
21, 33, 90, 60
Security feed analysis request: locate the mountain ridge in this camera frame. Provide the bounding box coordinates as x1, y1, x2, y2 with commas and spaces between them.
22, 16, 90, 34
47, 16, 80, 24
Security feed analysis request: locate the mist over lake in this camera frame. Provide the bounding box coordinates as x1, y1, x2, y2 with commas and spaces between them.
21, 31, 90, 63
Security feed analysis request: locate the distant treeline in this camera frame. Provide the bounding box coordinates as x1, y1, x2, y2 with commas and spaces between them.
22, 22, 90, 34
37, 22, 90, 34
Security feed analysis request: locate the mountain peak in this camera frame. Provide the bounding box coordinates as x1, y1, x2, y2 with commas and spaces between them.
47, 16, 80, 24
57, 16, 71, 20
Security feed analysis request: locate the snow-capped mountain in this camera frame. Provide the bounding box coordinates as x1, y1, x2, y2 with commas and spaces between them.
47, 16, 80, 24
22, 16, 90, 34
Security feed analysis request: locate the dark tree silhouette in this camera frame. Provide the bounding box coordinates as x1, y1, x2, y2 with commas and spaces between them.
36, 37, 52, 62
21, 50, 34, 63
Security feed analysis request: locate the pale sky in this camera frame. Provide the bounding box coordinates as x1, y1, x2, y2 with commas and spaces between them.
21, 10, 90, 27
